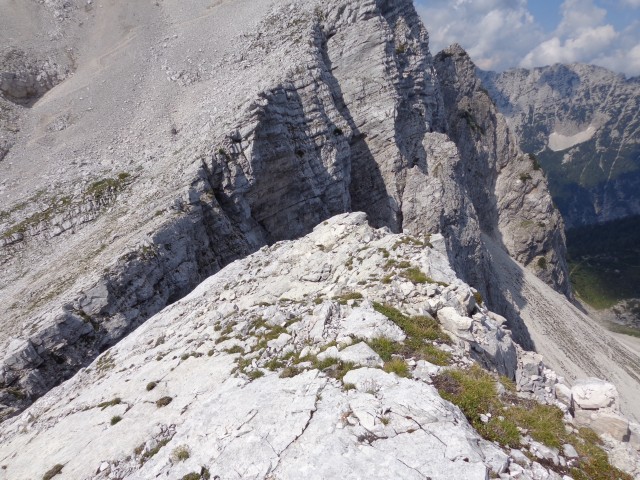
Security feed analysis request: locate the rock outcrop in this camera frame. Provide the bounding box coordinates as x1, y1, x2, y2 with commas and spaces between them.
0, 213, 638, 480
434, 44, 569, 297
479, 64, 640, 228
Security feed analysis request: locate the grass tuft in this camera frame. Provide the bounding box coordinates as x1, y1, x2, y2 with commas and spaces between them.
156, 396, 172, 407
335, 292, 363, 305
139, 439, 170, 464
279, 366, 301, 378
370, 303, 452, 366
97, 397, 121, 410
367, 337, 400, 362
402, 267, 428, 284
248, 370, 264, 380
172, 445, 190, 462
383, 358, 410, 377
42, 464, 64, 480
433, 366, 633, 479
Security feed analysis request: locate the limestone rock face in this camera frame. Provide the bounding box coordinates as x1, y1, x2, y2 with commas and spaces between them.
0, 214, 637, 479
479, 64, 640, 227
434, 44, 570, 297
0, 214, 517, 480
572, 378, 620, 411
0, 212, 626, 480
571, 379, 631, 443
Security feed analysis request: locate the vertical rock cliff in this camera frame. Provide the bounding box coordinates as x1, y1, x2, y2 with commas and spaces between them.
433, 45, 570, 297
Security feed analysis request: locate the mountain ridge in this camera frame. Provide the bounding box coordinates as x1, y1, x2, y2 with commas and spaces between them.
1, 212, 638, 479
479, 62, 640, 228
1, 0, 640, 478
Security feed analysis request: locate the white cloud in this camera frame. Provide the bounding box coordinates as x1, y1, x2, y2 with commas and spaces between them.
520, 0, 640, 75
520, 25, 618, 67
416, 0, 640, 76
556, 0, 607, 34
416, 0, 544, 70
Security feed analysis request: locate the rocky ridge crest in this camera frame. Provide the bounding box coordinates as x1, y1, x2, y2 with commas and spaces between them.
0, 213, 638, 479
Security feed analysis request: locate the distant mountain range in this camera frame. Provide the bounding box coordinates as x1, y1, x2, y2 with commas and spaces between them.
479, 64, 640, 229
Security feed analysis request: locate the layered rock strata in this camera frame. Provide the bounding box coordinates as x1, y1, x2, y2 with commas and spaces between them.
0, 0, 600, 421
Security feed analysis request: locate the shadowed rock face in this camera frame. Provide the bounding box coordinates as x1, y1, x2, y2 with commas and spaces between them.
0, 0, 567, 418
0, 49, 69, 105
433, 45, 570, 298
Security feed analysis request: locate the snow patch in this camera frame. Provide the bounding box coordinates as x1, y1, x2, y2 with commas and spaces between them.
548, 125, 596, 152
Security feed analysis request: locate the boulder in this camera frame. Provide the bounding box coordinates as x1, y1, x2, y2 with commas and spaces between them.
562, 444, 578, 459
412, 360, 442, 381
340, 307, 406, 342
554, 383, 572, 406
571, 378, 619, 411
336, 342, 383, 368
437, 307, 473, 338
574, 409, 630, 442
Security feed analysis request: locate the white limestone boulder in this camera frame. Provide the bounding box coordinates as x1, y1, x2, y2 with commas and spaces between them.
437, 307, 473, 337
340, 307, 406, 342
571, 378, 619, 411
336, 342, 383, 368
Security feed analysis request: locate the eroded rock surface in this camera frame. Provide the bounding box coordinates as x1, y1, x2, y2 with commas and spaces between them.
435, 45, 569, 296
2, 4, 639, 457
0, 0, 574, 415
0, 213, 638, 480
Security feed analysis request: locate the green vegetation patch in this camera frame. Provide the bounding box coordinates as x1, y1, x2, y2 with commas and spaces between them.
139, 439, 170, 464
305, 356, 357, 381
182, 470, 211, 480
279, 366, 301, 378
373, 303, 451, 344
97, 397, 121, 410
433, 366, 632, 479
172, 445, 190, 462
383, 358, 410, 377
371, 303, 451, 366
606, 321, 640, 338
247, 370, 265, 380
335, 292, 363, 305
392, 235, 432, 249
2, 173, 131, 240
156, 396, 173, 407
433, 366, 520, 447
400, 267, 448, 287
42, 464, 64, 480
85, 173, 131, 201
402, 267, 428, 284
567, 215, 640, 311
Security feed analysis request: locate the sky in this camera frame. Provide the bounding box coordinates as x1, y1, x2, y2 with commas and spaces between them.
415, 0, 640, 76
